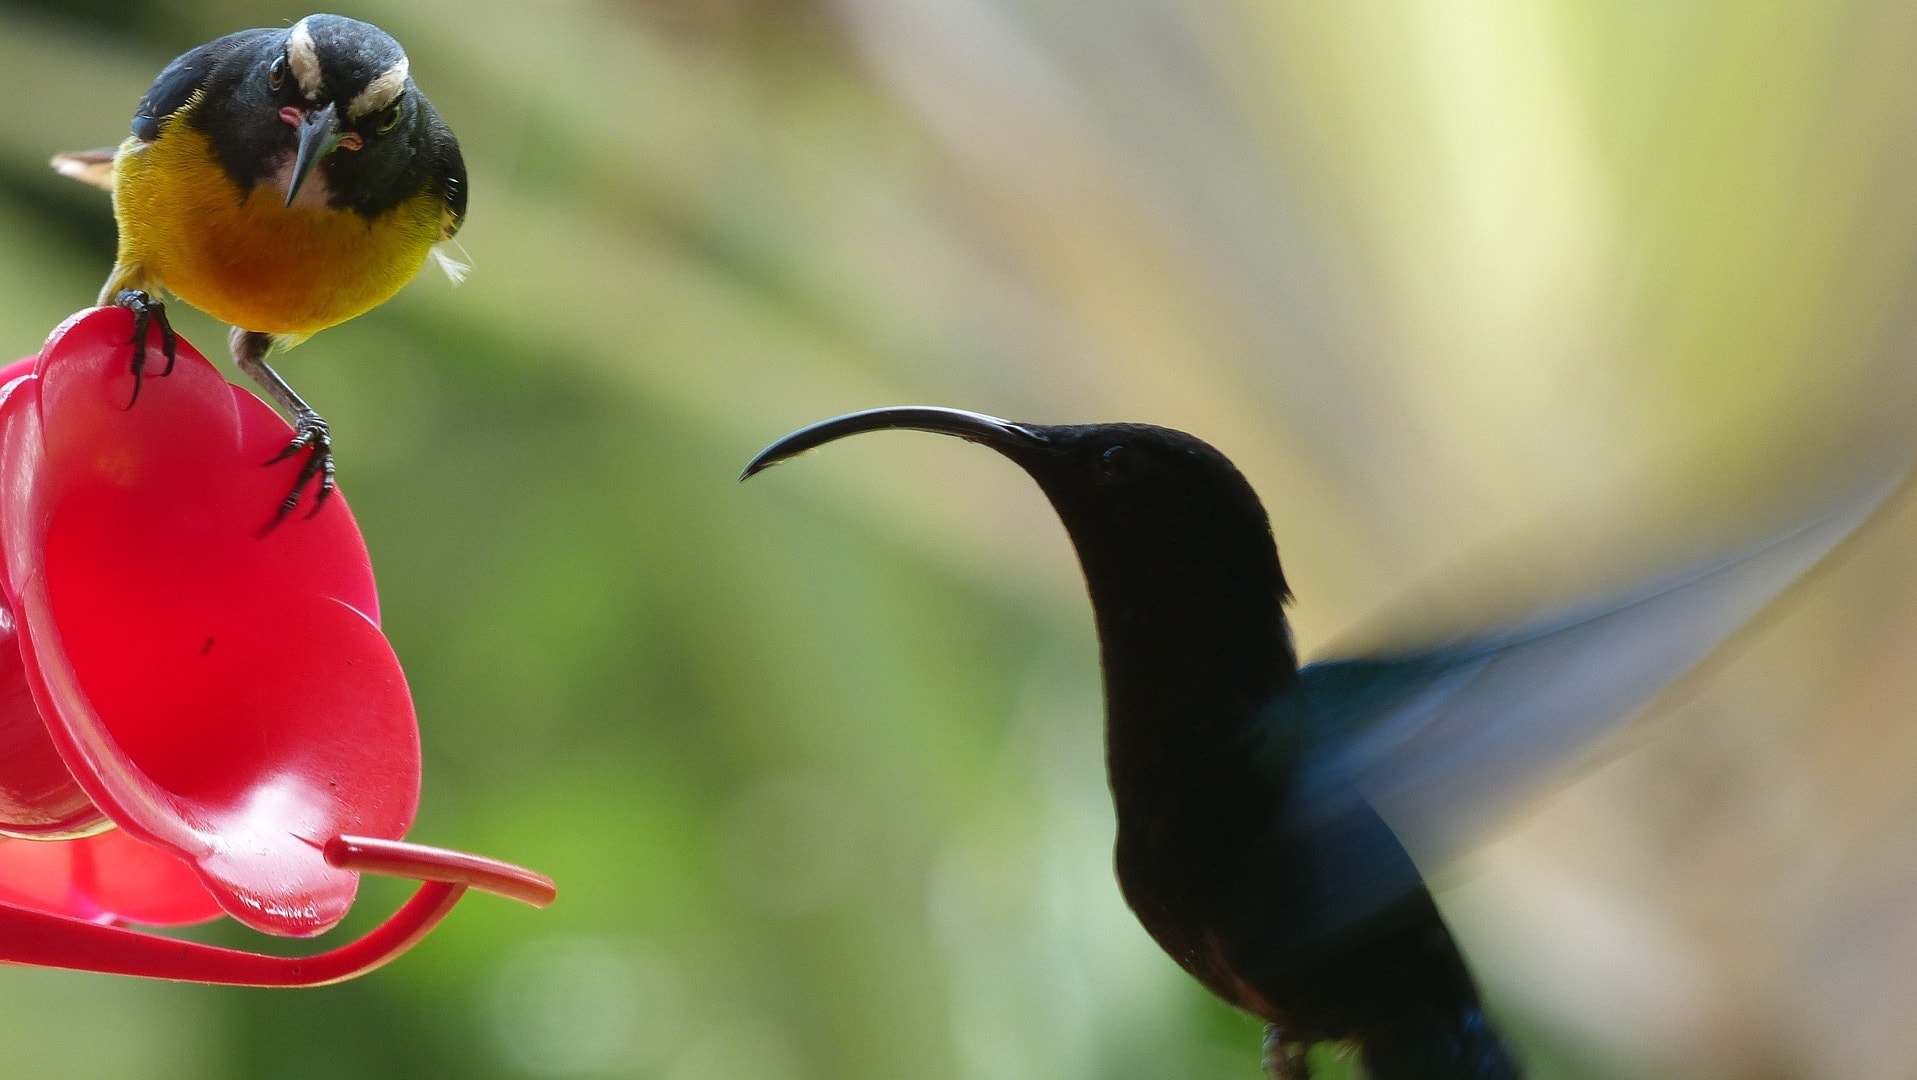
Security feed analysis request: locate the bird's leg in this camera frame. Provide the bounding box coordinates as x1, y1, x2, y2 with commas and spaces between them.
111, 289, 177, 408
230, 327, 335, 530
1261, 1025, 1310, 1080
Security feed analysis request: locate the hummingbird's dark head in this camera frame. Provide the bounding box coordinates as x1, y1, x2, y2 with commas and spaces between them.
996, 421, 1283, 587
744, 407, 1296, 693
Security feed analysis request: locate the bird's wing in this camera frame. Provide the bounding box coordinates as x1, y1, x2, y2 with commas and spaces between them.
49, 28, 274, 188
1239, 716, 1444, 953
1299, 469, 1898, 866
130, 28, 275, 141
421, 100, 467, 241
49, 149, 117, 191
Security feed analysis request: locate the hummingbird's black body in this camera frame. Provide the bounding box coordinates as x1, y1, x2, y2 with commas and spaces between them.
744, 406, 1884, 1078
746, 409, 1517, 1076
1000, 424, 1508, 1074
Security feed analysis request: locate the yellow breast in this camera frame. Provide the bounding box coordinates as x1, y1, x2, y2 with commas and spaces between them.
110, 125, 443, 337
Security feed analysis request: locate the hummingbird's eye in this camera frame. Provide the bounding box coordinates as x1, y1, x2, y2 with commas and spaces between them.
268, 55, 287, 90
1098, 444, 1132, 481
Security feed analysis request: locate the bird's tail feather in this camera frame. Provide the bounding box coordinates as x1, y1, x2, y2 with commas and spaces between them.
51, 148, 118, 192
1360, 1007, 1522, 1080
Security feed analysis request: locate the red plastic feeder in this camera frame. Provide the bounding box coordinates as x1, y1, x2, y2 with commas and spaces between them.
0, 308, 552, 985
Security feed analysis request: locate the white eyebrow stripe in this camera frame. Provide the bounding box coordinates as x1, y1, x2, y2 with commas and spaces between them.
287, 18, 322, 97
348, 56, 410, 118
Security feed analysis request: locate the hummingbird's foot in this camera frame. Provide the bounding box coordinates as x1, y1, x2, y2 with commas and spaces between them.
1261, 1025, 1311, 1080
111, 289, 177, 408
263, 410, 335, 531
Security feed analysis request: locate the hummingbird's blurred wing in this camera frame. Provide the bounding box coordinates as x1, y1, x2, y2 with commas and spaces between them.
1300, 469, 1899, 867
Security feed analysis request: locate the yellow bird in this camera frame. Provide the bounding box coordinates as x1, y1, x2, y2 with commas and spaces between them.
55, 13, 466, 524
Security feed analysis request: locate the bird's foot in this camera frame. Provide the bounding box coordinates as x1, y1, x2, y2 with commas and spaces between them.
1261, 1026, 1311, 1080
111, 289, 177, 408
263, 410, 335, 531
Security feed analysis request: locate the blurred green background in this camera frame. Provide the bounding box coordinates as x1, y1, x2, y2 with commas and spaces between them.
2, 0, 1917, 1077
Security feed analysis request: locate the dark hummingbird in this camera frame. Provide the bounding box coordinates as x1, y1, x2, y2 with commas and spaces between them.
742, 406, 1887, 1079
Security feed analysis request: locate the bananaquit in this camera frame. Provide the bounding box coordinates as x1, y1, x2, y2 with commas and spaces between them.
54, 14, 467, 524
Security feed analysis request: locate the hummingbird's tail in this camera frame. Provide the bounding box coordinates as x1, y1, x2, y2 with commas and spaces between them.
1360, 1006, 1522, 1079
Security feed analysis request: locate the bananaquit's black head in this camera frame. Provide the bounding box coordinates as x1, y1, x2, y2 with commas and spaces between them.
145, 13, 465, 224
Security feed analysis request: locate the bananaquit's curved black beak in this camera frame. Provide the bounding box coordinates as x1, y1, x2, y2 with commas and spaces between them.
286, 101, 343, 206
740, 406, 1049, 481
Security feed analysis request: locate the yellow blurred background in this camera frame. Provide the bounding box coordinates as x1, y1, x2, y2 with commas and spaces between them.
1, 1, 1916, 1076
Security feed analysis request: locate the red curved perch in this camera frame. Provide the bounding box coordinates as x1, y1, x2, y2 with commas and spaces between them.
0, 835, 554, 987
324, 835, 557, 908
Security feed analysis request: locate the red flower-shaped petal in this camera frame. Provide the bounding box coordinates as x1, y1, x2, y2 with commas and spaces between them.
0, 597, 99, 837
0, 308, 550, 985
0, 829, 222, 926
0, 308, 417, 936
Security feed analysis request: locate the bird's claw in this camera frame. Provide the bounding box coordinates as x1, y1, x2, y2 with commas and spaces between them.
112, 289, 177, 409
1261, 1026, 1311, 1080
262, 411, 335, 532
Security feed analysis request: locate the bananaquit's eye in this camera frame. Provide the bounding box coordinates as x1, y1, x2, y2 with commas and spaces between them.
268, 55, 286, 90
375, 106, 400, 134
